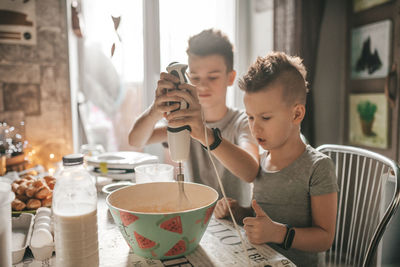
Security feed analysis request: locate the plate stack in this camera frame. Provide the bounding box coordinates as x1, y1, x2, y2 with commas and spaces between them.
86, 151, 158, 181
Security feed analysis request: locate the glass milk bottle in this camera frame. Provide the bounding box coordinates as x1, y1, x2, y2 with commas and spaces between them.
53, 154, 99, 267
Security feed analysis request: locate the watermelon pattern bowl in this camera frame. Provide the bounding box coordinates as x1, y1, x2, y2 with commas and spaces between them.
106, 182, 218, 260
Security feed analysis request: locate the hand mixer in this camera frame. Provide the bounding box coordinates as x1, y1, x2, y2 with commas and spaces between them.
166, 62, 191, 209
167, 62, 251, 265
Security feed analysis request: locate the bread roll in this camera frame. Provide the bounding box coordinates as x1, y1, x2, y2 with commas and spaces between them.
26, 185, 40, 198
12, 199, 26, 211
12, 183, 19, 193
14, 178, 25, 184
47, 181, 55, 190
32, 179, 44, 188
35, 186, 51, 200
43, 176, 55, 184
16, 193, 29, 203
27, 199, 41, 210
41, 196, 52, 207
24, 175, 35, 181
16, 183, 27, 196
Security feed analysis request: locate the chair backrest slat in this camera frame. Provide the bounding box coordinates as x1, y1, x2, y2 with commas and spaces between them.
363, 160, 381, 257
342, 152, 353, 265
317, 145, 400, 267
357, 158, 374, 265
346, 154, 361, 266
353, 156, 368, 265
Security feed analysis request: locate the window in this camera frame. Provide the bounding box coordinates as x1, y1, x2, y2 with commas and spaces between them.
79, 0, 143, 151
83, 0, 143, 82
159, 0, 235, 71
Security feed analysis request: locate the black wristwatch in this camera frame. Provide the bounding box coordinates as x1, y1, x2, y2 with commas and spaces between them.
201, 128, 222, 151
281, 224, 295, 250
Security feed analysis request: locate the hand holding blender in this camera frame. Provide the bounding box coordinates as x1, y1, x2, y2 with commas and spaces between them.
166, 62, 191, 208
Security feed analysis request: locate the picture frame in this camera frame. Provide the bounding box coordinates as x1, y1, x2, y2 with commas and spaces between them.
350, 20, 391, 80
353, 0, 391, 13
349, 93, 388, 149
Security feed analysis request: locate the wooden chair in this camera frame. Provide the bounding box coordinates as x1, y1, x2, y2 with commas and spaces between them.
317, 144, 400, 267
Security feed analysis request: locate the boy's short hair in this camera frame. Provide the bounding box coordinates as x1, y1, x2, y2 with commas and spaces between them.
239, 52, 309, 105
186, 29, 234, 72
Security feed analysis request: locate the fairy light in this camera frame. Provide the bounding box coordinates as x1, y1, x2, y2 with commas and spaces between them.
49, 153, 55, 159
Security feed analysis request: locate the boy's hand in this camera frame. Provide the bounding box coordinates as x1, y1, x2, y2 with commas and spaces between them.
151, 72, 184, 119
164, 83, 207, 142
243, 200, 277, 244
214, 197, 238, 219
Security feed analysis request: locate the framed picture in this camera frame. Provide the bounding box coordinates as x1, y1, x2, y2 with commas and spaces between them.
349, 93, 388, 149
350, 20, 391, 80
353, 0, 391, 13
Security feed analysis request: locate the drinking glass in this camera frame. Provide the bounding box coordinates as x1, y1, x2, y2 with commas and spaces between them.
134, 163, 174, 184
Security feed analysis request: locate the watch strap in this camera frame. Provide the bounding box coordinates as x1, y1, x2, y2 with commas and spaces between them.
281, 224, 295, 250
201, 128, 222, 151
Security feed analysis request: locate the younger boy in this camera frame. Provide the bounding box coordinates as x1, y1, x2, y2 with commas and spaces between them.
214, 52, 338, 266
128, 29, 259, 206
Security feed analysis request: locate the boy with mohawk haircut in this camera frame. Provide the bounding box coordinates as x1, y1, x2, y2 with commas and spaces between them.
214, 52, 338, 266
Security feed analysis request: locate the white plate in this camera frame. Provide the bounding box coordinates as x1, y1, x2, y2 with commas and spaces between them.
86, 151, 158, 169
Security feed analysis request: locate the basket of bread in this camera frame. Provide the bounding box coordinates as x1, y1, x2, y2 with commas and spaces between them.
11, 175, 55, 212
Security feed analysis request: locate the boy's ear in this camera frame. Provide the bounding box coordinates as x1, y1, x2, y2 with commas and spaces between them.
292, 104, 305, 125
227, 70, 236, 86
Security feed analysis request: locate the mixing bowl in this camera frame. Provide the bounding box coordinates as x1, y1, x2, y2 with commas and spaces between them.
106, 182, 218, 259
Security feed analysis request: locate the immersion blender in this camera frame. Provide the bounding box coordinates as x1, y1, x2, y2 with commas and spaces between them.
166, 62, 191, 203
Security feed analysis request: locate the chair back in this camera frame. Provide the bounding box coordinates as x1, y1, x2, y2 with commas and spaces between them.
317, 144, 400, 267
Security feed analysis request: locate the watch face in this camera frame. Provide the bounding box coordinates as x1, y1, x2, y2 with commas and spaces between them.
281, 225, 295, 250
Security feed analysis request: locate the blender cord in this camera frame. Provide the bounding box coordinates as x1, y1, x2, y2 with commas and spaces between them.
201, 110, 252, 266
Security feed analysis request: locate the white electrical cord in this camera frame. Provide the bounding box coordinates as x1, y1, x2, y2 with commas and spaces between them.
201, 110, 252, 267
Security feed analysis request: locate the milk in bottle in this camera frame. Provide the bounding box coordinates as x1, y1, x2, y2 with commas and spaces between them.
53, 154, 99, 267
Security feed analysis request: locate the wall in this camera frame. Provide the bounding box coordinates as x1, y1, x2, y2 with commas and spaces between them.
313, 0, 347, 146
249, 0, 274, 63
0, 0, 72, 167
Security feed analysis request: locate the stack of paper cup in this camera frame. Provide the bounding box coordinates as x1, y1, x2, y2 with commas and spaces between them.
0, 182, 15, 267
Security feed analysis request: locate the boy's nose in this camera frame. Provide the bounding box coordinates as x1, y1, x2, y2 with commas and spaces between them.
198, 79, 209, 89
252, 120, 262, 134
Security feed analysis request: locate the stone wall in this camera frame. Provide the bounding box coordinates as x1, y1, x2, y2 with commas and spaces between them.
0, 0, 73, 166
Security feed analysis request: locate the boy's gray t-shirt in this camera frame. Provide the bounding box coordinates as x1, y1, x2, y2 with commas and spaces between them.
253, 145, 339, 267
185, 107, 257, 206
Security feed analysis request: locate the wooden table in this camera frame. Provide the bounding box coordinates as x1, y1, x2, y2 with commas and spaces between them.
15, 188, 296, 267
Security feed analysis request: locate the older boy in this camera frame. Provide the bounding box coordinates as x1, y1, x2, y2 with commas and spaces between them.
128, 29, 259, 206
214, 52, 338, 266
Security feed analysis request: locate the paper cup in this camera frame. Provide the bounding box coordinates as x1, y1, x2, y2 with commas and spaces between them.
0, 182, 15, 267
